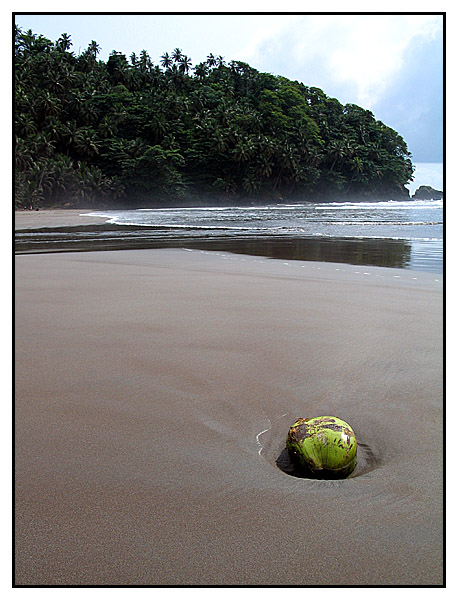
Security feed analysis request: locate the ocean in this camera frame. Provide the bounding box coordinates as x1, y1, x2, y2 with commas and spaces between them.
16, 199, 443, 273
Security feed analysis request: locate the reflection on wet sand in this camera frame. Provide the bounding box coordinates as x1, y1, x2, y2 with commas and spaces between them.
15, 227, 412, 270
188, 236, 412, 269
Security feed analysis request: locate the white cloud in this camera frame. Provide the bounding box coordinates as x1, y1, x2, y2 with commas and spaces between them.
240, 14, 442, 108
326, 15, 442, 107
233, 15, 302, 63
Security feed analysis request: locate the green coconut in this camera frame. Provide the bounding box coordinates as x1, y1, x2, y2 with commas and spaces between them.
286, 415, 357, 478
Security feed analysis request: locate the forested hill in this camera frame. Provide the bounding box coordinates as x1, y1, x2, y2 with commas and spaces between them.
15, 27, 414, 208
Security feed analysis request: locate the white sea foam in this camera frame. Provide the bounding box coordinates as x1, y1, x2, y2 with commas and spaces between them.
314, 199, 442, 210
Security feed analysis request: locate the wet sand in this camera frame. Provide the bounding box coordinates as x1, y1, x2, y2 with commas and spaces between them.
15, 248, 443, 585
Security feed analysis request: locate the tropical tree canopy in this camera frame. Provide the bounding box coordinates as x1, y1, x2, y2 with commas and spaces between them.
15, 27, 413, 208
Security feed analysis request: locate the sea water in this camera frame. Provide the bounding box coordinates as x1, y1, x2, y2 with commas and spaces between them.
16, 199, 443, 273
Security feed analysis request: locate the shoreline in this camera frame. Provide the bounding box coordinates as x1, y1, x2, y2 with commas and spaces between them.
15, 208, 110, 229
14, 209, 442, 273
15, 248, 443, 585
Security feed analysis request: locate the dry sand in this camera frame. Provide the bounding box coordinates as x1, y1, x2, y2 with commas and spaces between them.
15, 245, 443, 586
15, 209, 109, 229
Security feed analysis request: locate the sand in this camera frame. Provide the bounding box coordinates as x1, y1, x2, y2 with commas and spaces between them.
15, 209, 109, 229
14, 230, 443, 585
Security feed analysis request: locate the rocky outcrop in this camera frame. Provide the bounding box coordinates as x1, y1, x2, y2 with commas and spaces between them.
412, 185, 443, 200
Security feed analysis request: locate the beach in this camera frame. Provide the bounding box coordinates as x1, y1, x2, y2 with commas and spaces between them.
14, 209, 109, 229
14, 212, 443, 586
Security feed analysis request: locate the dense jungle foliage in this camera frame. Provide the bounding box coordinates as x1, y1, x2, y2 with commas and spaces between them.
15, 27, 414, 208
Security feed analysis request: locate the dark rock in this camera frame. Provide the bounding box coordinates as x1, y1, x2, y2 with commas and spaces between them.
412, 185, 443, 200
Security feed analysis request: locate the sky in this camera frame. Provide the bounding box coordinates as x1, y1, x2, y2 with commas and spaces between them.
13, 9, 444, 191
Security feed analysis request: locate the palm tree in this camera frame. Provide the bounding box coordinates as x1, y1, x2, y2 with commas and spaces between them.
47, 155, 75, 203
24, 169, 46, 206
272, 143, 297, 189
168, 64, 185, 90
15, 25, 25, 55
36, 133, 56, 157
346, 156, 363, 193
110, 106, 128, 127
15, 114, 37, 137
212, 177, 236, 194
87, 40, 101, 59
45, 71, 66, 95
178, 55, 192, 74
259, 135, 275, 159
106, 51, 129, 84
212, 131, 228, 154
43, 116, 65, 143
206, 53, 216, 68
109, 175, 126, 201
150, 65, 164, 88
80, 100, 99, 126
215, 101, 233, 127
242, 172, 260, 193
171, 48, 183, 64
58, 121, 78, 149
66, 92, 84, 120
233, 139, 255, 164
21, 29, 36, 54
139, 50, 152, 72
39, 91, 61, 118
15, 136, 35, 171
327, 140, 346, 172
99, 116, 118, 138
56, 33, 72, 52
255, 154, 273, 179
125, 138, 148, 159
160, 52, 172, 69
193, 62, 209, 79
74, 128, 100, 157
149, 114, 167, 141
342, 141, 355, 161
